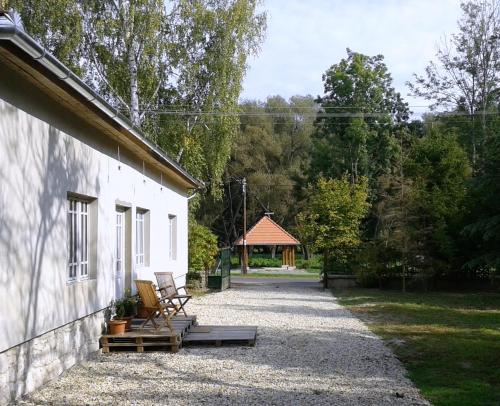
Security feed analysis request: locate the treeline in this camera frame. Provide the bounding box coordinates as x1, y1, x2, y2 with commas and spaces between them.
205, 0, 500, 288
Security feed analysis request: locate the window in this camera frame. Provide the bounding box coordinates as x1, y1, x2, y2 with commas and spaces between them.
169, 214, 177, 261
116, 209, 124, 274
135, 210, 146, 266
68, 198, 89, 282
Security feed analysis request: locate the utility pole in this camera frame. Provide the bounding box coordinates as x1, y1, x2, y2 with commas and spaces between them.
242, 178, 248, 274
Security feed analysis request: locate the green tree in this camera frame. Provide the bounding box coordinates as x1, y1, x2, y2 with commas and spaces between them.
204, 96, 315, 245
463, 125, 500, 272
312, 49, 409, 184
8, 0, 266, 195
408, 0, 500, 171
82, 0, 167, 127
6, 0, 84, 74
405, 127, 472, 273
296, 176, 370, 275
157, 0, 266, 194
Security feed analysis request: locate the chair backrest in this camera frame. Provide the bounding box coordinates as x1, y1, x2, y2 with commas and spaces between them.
154, 272, 177, 298
135, 280, 160, 309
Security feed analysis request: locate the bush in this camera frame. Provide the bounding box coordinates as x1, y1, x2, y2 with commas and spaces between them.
188, 218, 218, 273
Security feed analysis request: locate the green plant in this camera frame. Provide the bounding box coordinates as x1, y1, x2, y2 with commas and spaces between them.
188, 218, 219, 273
111, 289, 137, 318
297, 176, 370, 275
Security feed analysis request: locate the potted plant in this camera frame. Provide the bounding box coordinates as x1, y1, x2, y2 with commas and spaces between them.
110, 290, 137, 332
108, 319, 127, 335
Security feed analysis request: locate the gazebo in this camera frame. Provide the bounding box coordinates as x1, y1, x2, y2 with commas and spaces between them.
234, 216, 301, 267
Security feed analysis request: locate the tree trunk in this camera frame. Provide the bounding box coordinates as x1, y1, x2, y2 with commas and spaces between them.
323, 250, 329, 288
402, 263, 406, 293
302, 245, 311, 260
126, 3, 140, 127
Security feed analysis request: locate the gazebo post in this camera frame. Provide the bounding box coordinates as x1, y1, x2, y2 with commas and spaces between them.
282, 246, 290, 267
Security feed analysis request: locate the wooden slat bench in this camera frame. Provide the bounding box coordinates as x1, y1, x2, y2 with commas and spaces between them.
183, 325, 257, 347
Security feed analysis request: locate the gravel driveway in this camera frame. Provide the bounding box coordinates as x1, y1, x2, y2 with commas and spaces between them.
16, 283, 428, 405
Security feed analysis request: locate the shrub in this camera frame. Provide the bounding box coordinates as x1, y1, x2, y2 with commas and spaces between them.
188, 218, 218, 273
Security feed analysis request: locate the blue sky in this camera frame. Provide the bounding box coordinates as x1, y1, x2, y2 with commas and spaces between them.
241, 0, 463, 117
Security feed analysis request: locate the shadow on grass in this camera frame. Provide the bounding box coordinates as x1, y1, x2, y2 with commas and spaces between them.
336, 288, 500, 406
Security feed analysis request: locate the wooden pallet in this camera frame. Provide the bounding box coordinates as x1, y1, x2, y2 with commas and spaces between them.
183, 325, 257, 347
102, 316, 197, 353
101, 328, 182, 353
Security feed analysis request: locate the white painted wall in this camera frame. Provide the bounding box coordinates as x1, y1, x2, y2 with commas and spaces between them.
0, 62, 190, 353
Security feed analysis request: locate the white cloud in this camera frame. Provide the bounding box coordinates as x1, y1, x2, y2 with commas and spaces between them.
241, 0, 462, 113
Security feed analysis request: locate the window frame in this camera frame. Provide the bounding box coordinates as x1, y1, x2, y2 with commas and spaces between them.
67, 198, 90, 283
135, 209, 146, 266
169, 214, 177, 261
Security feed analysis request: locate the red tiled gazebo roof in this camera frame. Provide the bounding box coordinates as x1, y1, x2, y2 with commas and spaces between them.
234, 216, 300, 246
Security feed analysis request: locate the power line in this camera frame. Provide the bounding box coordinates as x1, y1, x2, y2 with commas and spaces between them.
132, 109, 500, 118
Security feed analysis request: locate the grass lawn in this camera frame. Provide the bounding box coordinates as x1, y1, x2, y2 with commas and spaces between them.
335, 288, 500, 406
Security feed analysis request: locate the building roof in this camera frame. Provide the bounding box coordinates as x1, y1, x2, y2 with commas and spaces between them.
234, 216, 300, 246
0, 11, 202, 190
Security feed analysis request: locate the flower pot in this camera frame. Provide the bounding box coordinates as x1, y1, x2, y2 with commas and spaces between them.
115, 315, 134, 331
109, 320, 127, 335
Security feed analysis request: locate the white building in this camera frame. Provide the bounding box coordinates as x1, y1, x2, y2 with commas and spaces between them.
0, 11, 201, 403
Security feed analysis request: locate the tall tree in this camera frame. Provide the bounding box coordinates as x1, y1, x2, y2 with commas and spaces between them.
82, 0, 167, 127
157, 0, 266, 193
7, 0, 266, 194
312, 49, 409, 185
405, 126, 472, 272
408, 0, 500, 171
463, 120, 500, 271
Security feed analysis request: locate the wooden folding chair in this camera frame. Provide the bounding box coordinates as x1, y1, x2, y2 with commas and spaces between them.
135, 280, 177, 332
155, 272, 192, 317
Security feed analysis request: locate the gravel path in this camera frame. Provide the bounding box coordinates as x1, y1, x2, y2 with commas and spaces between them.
16, 284, 428, 405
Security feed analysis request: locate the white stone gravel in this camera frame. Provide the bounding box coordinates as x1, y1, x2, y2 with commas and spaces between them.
15, 283, 429, 405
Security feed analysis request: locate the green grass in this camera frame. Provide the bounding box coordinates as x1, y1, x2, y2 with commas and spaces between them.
230, 271, 320, 279
335, 288, 500, 406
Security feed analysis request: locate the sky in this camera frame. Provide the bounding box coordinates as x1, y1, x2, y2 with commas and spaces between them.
240, 0, 463, 117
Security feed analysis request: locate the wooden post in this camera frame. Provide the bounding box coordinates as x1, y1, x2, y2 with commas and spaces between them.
137, 337, 144, 353
242, 178, 248, 274
283, 246, 293, 266
101, 337, 109, 354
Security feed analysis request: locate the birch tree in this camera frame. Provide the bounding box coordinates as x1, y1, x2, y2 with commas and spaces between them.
157, 0, 266, 193
82, 0, 168, 127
